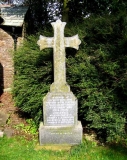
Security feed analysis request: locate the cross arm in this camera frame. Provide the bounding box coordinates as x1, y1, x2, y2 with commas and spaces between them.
37, 35, 54, 50
64, 34, 81, 50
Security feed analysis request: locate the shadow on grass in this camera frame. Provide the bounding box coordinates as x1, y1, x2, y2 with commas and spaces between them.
107, 142, 127, 157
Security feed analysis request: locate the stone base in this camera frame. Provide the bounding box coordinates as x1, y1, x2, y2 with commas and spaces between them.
39, 121, 82, 145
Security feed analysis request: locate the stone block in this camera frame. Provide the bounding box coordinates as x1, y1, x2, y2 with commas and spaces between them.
38, 20, 82, 145
39, 121, 82, 145
43, 92, 78, 126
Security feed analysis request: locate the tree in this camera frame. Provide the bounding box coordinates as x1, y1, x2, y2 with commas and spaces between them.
23, 0, 49, 33
62, 0, 69, 22
68, 0, 127, 22
13, 0, 127, 142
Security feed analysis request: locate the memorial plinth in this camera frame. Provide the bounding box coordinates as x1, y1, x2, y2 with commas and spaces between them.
38, 20, 82, 145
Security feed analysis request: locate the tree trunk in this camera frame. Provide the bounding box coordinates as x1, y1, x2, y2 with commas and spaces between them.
62, 0, 69, 22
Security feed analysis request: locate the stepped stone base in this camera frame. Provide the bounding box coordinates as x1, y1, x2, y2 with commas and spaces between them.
39, 121, 82, 145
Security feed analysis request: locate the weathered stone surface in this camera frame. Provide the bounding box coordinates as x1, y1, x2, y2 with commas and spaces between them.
0, 112, 9, 126
37, 19, 81, 92
37, 20, 82, 145
39, 121, 82, 145
43, 92, 77, 126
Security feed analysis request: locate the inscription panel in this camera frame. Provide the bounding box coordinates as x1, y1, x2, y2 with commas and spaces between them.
43, 92, 77, 126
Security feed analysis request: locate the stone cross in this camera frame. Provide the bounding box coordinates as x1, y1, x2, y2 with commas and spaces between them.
37, 19, 81, 92
38, 20, 83, 145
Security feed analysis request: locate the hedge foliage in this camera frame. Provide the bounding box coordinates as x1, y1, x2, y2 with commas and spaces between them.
13, 14, 127, 141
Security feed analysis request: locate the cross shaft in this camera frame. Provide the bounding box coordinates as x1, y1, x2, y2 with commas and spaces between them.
37, 20, 81, 92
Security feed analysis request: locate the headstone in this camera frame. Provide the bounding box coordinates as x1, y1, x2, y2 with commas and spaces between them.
37, 19, 82, 145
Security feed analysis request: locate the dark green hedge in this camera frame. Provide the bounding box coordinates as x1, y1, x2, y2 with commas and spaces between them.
13, 14, 127, 141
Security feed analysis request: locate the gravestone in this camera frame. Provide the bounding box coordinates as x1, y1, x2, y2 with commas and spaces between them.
37, 19, 82, 145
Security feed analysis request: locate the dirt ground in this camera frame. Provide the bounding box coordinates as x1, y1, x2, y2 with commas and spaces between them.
0, 28, 29, 138
0, 92, 97, 143
0, 92, 35, 140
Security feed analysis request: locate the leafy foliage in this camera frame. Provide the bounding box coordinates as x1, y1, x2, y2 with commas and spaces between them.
66, 14, 127, 141
13, 31, 53, 125
14, 119, 38, 135
13, 12, 127, 141
68, 0, 127, 22
10, 0, 126, 33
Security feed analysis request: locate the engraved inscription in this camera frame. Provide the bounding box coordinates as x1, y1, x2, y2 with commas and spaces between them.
45, 94, 77, 126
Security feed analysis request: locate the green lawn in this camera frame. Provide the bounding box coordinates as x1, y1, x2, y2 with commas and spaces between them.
0, 136, 127, 160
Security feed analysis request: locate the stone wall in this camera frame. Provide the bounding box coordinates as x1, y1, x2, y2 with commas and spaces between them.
0, 28, 14, 92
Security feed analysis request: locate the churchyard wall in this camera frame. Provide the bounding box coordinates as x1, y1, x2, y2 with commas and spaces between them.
0, 28, 14, 92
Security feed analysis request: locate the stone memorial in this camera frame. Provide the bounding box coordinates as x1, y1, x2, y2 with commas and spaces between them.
37, 19, 82, 145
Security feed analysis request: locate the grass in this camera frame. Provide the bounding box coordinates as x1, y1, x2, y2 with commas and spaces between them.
0, 136, 127, 160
